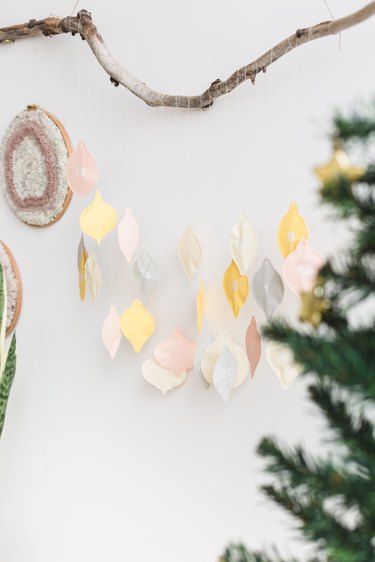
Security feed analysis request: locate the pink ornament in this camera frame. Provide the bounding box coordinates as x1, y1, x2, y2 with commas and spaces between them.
282, 240, 324, 296
245, 316, 261, 378
101, 306, 121, 359
154, 328, 198, 375
118, 207, 139, 263
66, 140, 99, 196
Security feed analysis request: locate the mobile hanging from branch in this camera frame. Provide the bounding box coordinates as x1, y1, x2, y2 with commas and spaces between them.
0, 3, 374, 109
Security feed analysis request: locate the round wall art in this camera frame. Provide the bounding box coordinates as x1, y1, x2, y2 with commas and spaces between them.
0, 241, 22, 336
0, 105, 72, 227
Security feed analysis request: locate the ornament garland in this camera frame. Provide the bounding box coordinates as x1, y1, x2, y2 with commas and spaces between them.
68, 138, 360, 400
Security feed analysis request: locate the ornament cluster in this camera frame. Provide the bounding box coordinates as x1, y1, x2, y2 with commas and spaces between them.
66, 137, 359, 401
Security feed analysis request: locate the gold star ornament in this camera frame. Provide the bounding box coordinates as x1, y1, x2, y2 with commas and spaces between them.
299, 285, 331, 328
314, 148, 364, 184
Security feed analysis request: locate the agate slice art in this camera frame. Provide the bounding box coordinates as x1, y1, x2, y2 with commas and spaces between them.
0, 241, 22, 336
0, 106, 72, 226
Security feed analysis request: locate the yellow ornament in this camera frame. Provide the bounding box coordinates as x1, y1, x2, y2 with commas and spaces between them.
196, 278, 205, 332
278, 202, 308, 258
77, 235, 88, 301
120, 300, 155, 353
299, 286, 331, 328
223, 260, 249, 318
314, 148, 364, 184
79, 191, 117, 244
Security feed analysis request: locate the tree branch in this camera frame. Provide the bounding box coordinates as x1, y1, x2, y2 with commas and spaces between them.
0, 4, 374, 109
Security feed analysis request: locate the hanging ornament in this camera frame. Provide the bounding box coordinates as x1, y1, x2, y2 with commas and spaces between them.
196, 279, 205, 332
277, 202, 308, 258
200, 332, 248, 388
120, 300, 155, 352
154, 328, 197, 375
118, 206, 139, 263
266, 341, 303, 389
177, 225, 201, 281
230, 211, 257, 275
84, 253, 103, 302
142, 359, 187, 395
282, 240, 324, 297
245, 316, 261, 378
212, 346, 237, 404
79, 191, 117, 244
0, 241, 22, 336
101, 306, 121, 359
299, 285, 331, 328
66, 140, 99, 196
194, 333, 213, 389
0, 106, 72, 227
252, 259, 284, 320
133, 249, 159, 299
314, 146, 364, 184
223, 260, 249, 318
77, 235, 89, 301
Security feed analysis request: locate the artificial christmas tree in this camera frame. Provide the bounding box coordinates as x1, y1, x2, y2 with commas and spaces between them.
221, 106, 375, 562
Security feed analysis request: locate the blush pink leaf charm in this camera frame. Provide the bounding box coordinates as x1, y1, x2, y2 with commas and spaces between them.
282, 240, 324, 296
118, 207, 139, 263
66, 140, 99, 196
154, 328, 198, 375
245, 316, 262, 378
101, 306, 121, 359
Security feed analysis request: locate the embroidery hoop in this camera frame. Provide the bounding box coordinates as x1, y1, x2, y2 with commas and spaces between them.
0, 240, 22, 336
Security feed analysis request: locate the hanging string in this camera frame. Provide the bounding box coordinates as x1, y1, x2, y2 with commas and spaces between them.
322, 0, 342, 49
70, 0, 80, 16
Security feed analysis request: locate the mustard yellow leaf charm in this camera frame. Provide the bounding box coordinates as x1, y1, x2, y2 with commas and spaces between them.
223, 260, 249, 318
79, 190, 117, 244
196, 278, 205, 332
277, 202, 308, 258
120, 300, 155, 353
77, 235, 88, 301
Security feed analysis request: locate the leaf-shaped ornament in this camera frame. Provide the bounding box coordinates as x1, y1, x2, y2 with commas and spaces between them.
223, 260, 249, 318
212, 346, 237, 404
154, 328, 197, 375
177, 225, 201, 281
101, 306, 121, 359
266, 341, 303, 389
252, 259, 284, 320
118, 206, 139, 263
132, 250, 159, 299
142, 359, 187, 395
230, 211, 257, 275
84, 253, 103, 302
277, 202, 308, 258
245, 316, 261, 378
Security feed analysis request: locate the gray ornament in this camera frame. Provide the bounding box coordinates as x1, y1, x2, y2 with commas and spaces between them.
212, 346, 237, 404
252, 258, 284, 320
132, 249, 159, 299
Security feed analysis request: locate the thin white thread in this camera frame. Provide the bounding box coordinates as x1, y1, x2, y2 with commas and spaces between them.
70, 0, 80, 16
322, 0, 342, 49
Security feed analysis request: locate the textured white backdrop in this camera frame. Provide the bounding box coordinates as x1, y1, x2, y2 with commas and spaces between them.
0, 1, 374, 561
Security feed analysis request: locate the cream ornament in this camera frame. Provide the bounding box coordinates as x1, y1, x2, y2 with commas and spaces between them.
230, 211, 257, 275
194, 333, 213, 389
120, 300, 155, 353
201, 332, 248, 387
141, 359, 187, 395
266, 341, 303, 389
84, 253, 103, 302
177, 225, 202, 281
79, 190, 117, 244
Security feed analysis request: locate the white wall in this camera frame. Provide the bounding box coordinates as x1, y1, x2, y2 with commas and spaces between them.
0, 2, 373, 561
